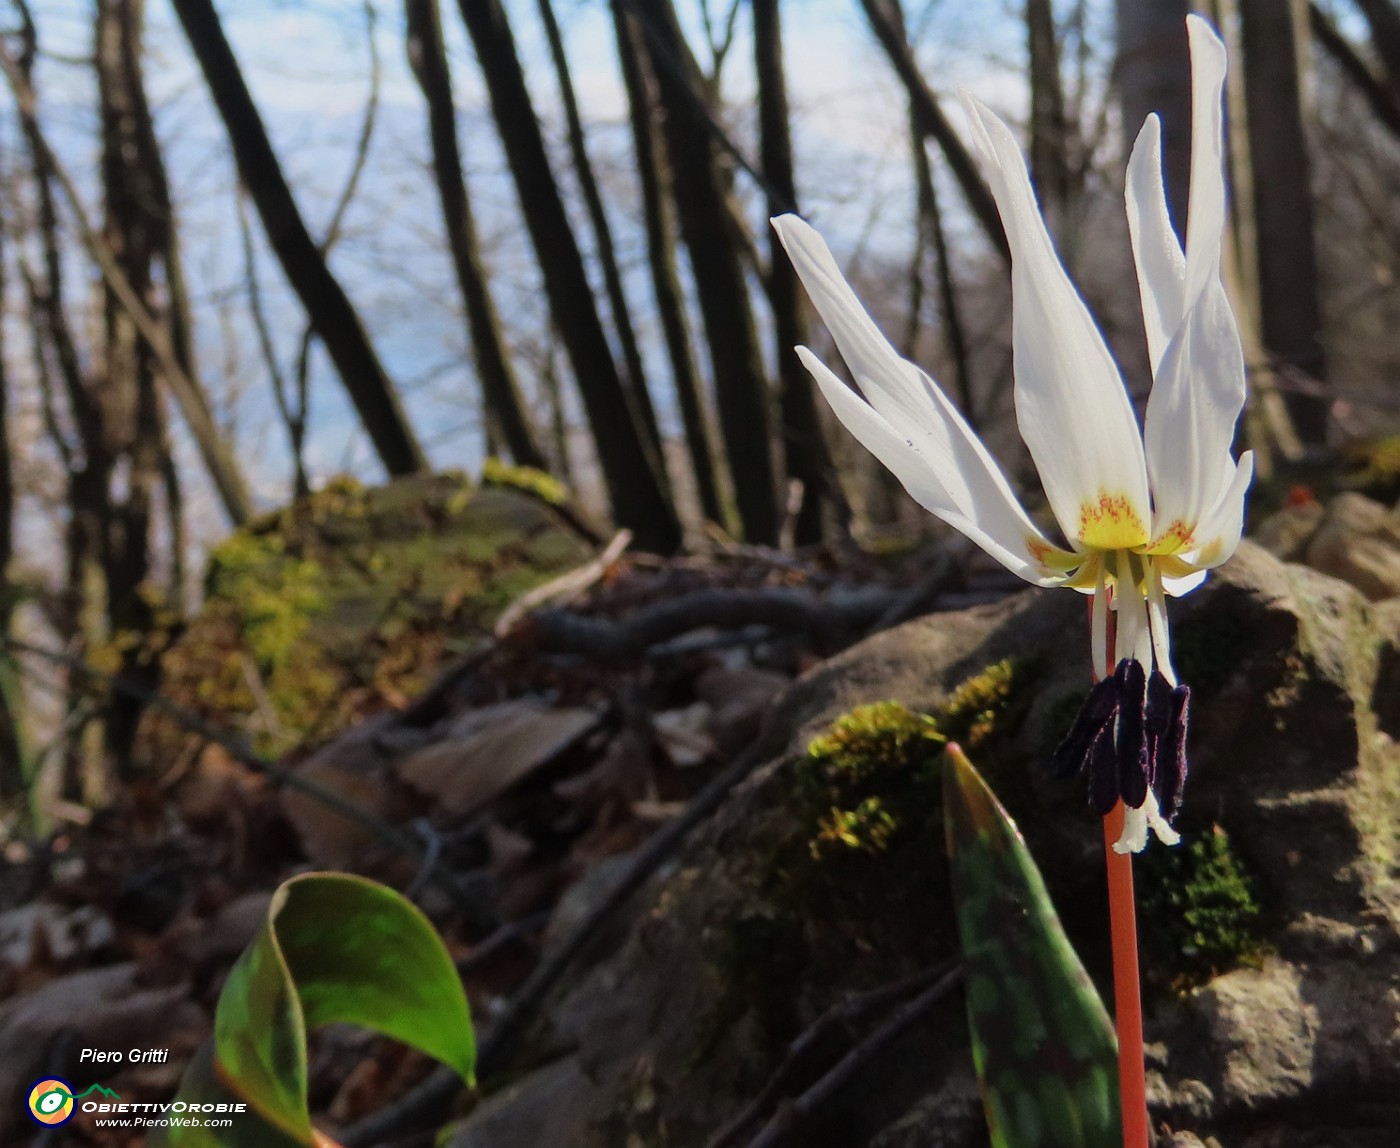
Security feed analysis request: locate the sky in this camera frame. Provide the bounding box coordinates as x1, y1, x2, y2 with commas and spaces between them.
20, 0, 1086, 546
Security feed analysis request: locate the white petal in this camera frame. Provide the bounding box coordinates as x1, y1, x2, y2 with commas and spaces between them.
1144, 278, 1247, 540
1126, 114, 1186, 376
1161, 568, 1208, 598
960, 95, 1151, 550
771, 215, 1078, 577
798, 347, 1069, 584
772, 215, 945, 437
1183, 16, 1229, 310
1180, 450, 1255, 569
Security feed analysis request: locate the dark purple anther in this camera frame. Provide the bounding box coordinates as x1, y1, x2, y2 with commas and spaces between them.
1050, 675, 1119, 779
1157, 684, 1191, 820
1114, 659, 1149, 808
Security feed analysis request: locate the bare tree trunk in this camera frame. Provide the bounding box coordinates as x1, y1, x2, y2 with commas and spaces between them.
630, 0, 780, 544
754, 0, 836, 545
858, 0, 1010, 263
613, 4, 724, 528
1115, 0, 1190, 232
171, 0, 428, 477
1239, 0, 1329, 446
455, 0, 681, 553
535, 0, 666, 474
1354, 0, 1400, 87
1310, 2, 1400, 138
405, 0, 545, 470
1027, 0, 1071, 215
0, 114, 21, 799
96, 0, 172, 782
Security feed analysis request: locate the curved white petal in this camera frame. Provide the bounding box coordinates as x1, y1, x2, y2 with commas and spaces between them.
798, 347, 1070, 584
771, 215, 1076, 572
960, 94, 1151, 550
1126, 114, 1186, 376
1161, 568, 1208, 597
1183, 16, 1229, 310
1179, 450, 1255, 570
772, 215, 945, 437
1144, 277, 1247, 540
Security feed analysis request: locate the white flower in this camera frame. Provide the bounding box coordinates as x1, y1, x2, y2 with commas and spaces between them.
772, 16, 1251, 852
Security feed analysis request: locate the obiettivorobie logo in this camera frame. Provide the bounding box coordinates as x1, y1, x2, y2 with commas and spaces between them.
27, 1079, 120, 1126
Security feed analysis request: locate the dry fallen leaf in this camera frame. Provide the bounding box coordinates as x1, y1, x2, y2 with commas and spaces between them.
396, 698, 601, 814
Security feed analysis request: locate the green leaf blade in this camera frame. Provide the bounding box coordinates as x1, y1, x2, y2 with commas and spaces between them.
162, 872, 474, 1147
943, 746, 1120, 1148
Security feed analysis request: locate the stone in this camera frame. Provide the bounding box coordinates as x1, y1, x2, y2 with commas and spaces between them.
1303, 492, 1400, 600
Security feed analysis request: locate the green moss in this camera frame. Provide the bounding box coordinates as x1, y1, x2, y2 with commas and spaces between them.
481, 457, 568, 506
205, 532, 328, 671
940, 658, 1027, 748
1138, 822, 1268, 987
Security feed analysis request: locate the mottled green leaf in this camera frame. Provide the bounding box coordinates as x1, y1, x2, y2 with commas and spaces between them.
159, 872, 474, 1146
944, 747, 1119, 1148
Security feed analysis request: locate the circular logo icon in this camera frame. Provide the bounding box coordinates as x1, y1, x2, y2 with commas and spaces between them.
27, 1078, 75, 1126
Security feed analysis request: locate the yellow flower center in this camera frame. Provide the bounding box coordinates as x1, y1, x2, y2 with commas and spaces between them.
1078, 492, 1150, 551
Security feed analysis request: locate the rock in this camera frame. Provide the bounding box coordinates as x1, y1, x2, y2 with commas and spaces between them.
1303, 492, 1400, 600
1252, 499, 1324, 563
139, 475, 598, 772
437, 542, 1400, 1147
442, 1057, 609, 1148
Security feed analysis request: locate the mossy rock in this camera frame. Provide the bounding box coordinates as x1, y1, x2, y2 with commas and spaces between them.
444, 541, 1400, 1148
138, 473, 595, 765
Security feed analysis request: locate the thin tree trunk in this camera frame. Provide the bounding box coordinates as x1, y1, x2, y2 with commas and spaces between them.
1354, 0, 1400, 88
631, 0, 780, 544
1239, 0, 1329, 446
1309, 2, 1400, 139
535, 0, 665, 473
97, 0, 170, 782
0, 111, 21, 799
171, 0, 427, 477
455, 0, 681, 553
858, 0, 1010, 264
1027, 0, 1071, 215
754, 0, 835, 545
613, 4, 724, 527
405, 0, 545, 470
1115, 0, 1190, 233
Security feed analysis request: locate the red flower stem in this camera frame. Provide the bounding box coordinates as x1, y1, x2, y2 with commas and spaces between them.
1104, 805, 1149, 1148
1089, 593, 1148, 1147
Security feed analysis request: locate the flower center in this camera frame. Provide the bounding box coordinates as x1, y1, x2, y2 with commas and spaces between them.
1078, 492, 1149, 551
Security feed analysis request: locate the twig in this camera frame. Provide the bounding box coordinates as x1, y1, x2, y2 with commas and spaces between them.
340, 737, 773, 1147
706, 960, 960, 1148
520, 585, 900, 664
494, 529, 632, 639
454, 910, 551, 977
739, 964, 964, 1148
1, 636, 494, 930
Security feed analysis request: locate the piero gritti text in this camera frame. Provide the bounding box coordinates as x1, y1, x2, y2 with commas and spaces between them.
78, 1047, 170, 1064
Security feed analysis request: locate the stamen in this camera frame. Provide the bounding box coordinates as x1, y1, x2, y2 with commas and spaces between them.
1144, 560, 1178, 685
1114, 659, 1149, 808
1050, 675, 1118, 778
1088, 724, 1119, 814
1156, 684, 1191, 821
1143, 671, 1174, 793
1091, 558, 1109, 682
